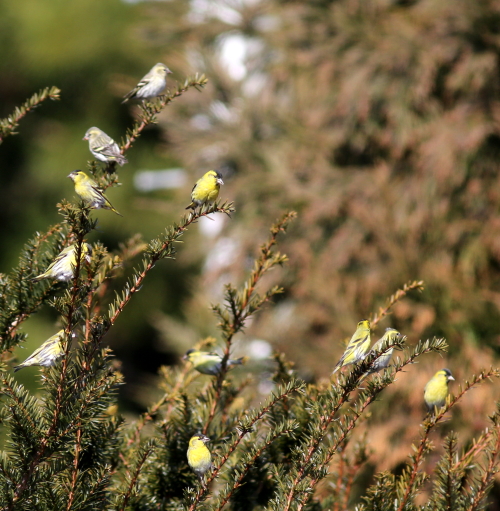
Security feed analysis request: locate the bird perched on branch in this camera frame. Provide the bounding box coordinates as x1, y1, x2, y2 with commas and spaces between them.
122, 63, 172, 103
185, 170, 224, 211
424, 368, 454, 415
187, 434, 212, 483
68, 170, 122, 216
360, 328, 401, 381
32, 243, 92, 282
332, 319, 371, 374
83, 127, 127, 166
14, 330, 66, 372
183, 349, 244, 376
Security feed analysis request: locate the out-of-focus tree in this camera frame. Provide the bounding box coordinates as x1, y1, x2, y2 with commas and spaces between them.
135, 0, 500, 487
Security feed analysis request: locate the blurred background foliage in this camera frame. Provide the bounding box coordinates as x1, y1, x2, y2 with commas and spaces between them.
1, 0, 500, 505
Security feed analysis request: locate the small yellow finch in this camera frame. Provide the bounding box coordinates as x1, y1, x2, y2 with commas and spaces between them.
332, 319, 371, 374
14, 330, 66, 372
122, 63, 172, 103
83, 127, 128, 166
187, 434, 212, 483
32, 243, 92, 282
68, 170, 122, 216
186, 170, 224, 210
360, 328, 401, 380
183, 349, 244, 376
424, 368, 454, 415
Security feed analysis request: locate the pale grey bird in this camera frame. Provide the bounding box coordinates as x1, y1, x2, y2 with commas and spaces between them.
83, 127, 128, 166
122, 63, 172, 103
359, 328, 401, 381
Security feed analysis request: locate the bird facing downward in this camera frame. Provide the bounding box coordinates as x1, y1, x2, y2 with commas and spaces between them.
68, 170, 122, 216
14, 330, 66, 372
183, 349, 244, 376
332, 320, 371, 374
122, 63, 172, 103
32, 243, 92, 282
424, 368, 454, 415
187, 434, 212, 483
83, 127, 128, 166
186, 170, 224, 210
360, 328, 401, 381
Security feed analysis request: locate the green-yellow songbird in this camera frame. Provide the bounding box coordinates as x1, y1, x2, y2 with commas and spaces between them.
183, 349, 244, 376
32, 243, 92, 282
332, 319, 371, 374
360, 328, 401, 380
187, 434, 212, 482
424, 368, 454, 415
68, 170, 122, 216
186, 170, 224, 210
14, 330, 65, 372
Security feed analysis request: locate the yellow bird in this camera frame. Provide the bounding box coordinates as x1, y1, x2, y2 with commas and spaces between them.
187, 434, 212, 483
68, 170, 122, 216
424, 368, 454, 415
332, 319, 371, 374
183, 349, 244, 376
14, 330, 66, 372
186, 170, 224, 210
360, 328, 401, 381
32, 243, 92, 282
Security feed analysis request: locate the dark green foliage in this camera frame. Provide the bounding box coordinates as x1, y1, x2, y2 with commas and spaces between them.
0, 81, 499, 511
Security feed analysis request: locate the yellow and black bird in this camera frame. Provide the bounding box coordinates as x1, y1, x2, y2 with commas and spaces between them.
68, 170, 122, 216
187, 434, 212, 483
14, 330, 66, 372
183, 349, 244, 376
32, 243, 92, 282
186, 170, 224, 211
332, 319, 371, 374
424, 368, 454, 415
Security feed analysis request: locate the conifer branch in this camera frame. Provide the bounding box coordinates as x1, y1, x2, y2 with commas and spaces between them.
466, 416, 500, 511
0, 86, 60, 144
187, 379, 305, 510
395, 369, 500, 511
116, 440, 156, 511
212, 421, 299, 511
9, 212, 90, 508
126, 364, 192, 448
283, 337, 449, 511
106, 201, 234, 332
370, 280, 424, 328
203, 211, 296, 434
120, 74, 208, 154
66, 425, 82, 511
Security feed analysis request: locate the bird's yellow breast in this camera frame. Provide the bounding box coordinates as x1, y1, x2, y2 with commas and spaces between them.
187, 439, 211, 471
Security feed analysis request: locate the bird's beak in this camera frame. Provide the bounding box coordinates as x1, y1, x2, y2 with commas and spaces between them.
217, 178, 224, 186
67, 173, 73, 179
182, 354, 188, 361
82, 136, 88, 141
448, 376, 455, 381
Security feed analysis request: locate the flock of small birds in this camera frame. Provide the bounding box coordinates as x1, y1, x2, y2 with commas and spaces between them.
14, 63, 454, 485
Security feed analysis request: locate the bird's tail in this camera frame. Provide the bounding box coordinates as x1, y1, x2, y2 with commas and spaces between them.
116, 155, 128, 166
229, 357, 246, 366
185, 202, 195, 210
